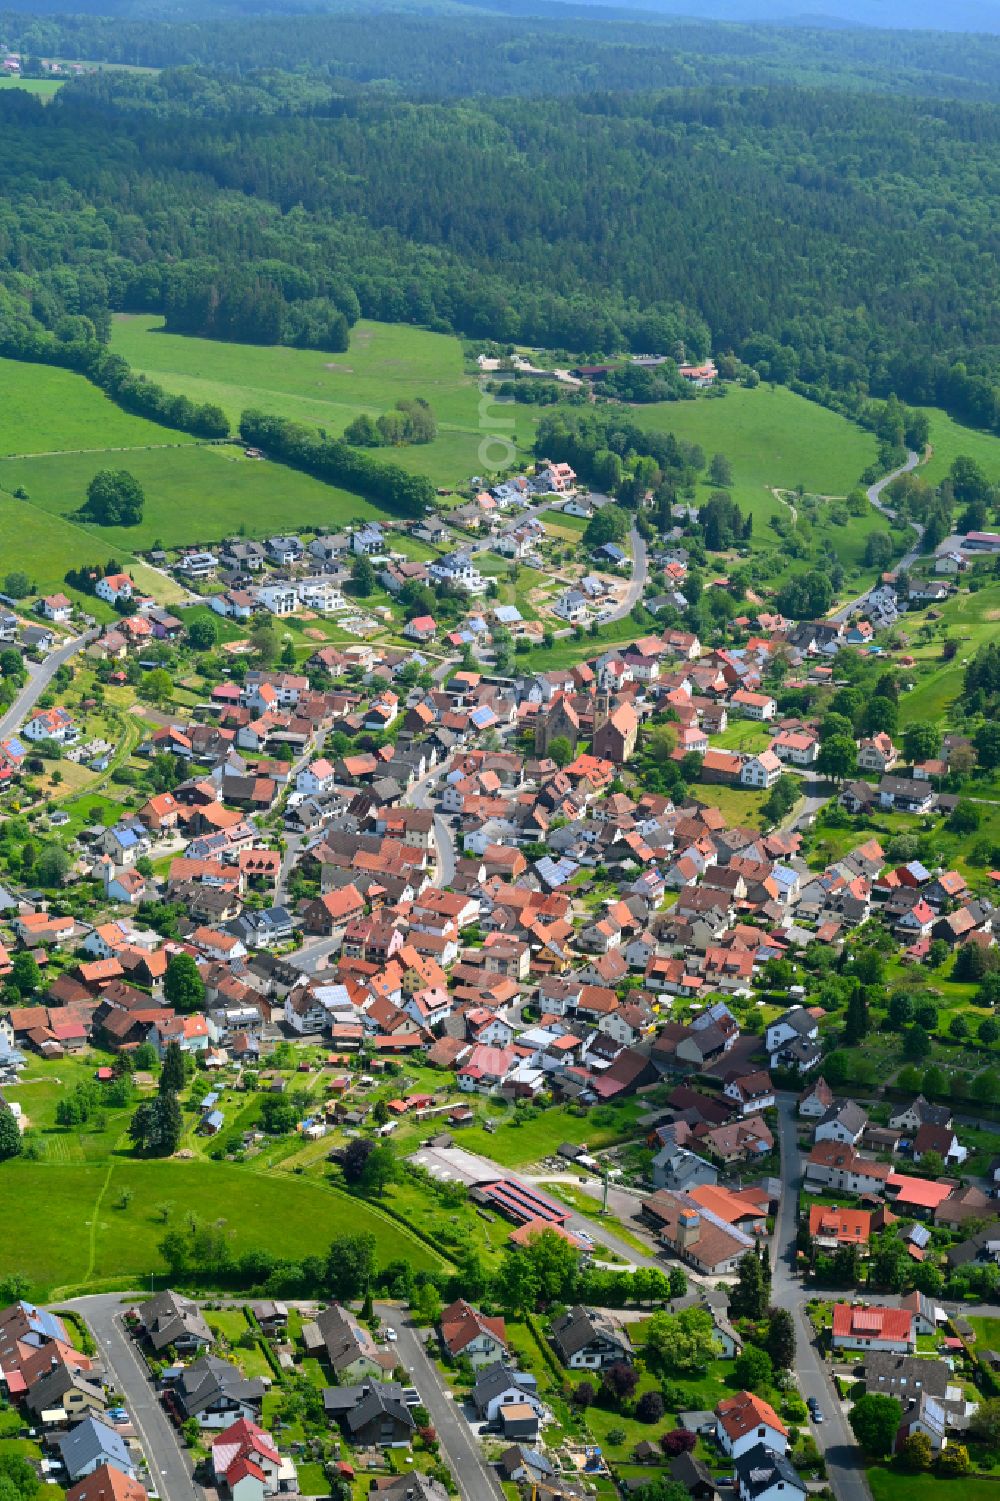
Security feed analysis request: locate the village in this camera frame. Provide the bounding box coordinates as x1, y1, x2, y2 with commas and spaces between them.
1, 455, 1000, 1501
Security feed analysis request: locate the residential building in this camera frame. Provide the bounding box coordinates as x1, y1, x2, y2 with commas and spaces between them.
549, 1306, 632, 1370
716, 1391, 789, 1459
831, 1304, 915, 1355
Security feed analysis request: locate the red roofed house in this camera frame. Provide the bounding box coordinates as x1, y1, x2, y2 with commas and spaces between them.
439, 1299, 507, 1368
403, 615, 437, 643
808, 1205, 874, 1251
831, 1304, 915, 1354
715, 1391, 788, 1458
66, 1466, 148, 1501
212, 1418, 283, 1499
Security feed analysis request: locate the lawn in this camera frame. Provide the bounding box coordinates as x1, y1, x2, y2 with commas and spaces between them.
0, 1156, 443, 1299
0, 355, 196, 457
967, 1316, 1000, 1348
458, 1099, 645, 1168
868, 1472, 1000, 1501
916, 407, 1000, 488
0, 442, 385, 566
687, 782, 770, 827
896, 581, 1000, 726
0, 76, 64, 98
634, 384, 878, 495
110, 315, 540, 490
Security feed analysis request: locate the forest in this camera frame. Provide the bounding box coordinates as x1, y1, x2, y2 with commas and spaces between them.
0, 33, 995, 438
6, 7, 1000, 102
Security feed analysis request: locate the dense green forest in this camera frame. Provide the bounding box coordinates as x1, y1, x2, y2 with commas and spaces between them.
6, 8, 1000, 101
0, 69, 996, 430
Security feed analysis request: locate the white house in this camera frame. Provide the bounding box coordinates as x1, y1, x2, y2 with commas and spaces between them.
772, 730, 818, 766
552, 589, 590, 624
716, 1392, 789, 1460
429, 552, 486, 594
211, 590, 257, 621
352, 524, 386, 556
296, 578, 346, 613
296, 758, 335, 797
766, 1007, 819, 1066
733, 1446, 805, 1501
40, 593, 73, 623
815, 1101, 868, 1145
831, 1304, 915, 1354
730, 690, 776, 721
740, 750, 782, 789
95, 573, 134, 606
257, 585, 297, 617
22, 706, 79, 744
178, 552, 219, 579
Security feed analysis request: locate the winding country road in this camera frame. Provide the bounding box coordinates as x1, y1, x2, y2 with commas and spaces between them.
831, 449, 923, 623
0, 628, 95, 740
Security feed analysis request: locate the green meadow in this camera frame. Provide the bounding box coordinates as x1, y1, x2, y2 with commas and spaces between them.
0, 76, 64, 99
0, 442, 384, 587
917, 406, 1000, 487
110, 315, 540, 488
634, 383, 879, 495
0, 354, 195, 456
0, 1158, 442, 1299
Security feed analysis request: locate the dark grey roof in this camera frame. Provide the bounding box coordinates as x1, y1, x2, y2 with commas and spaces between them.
819, 1100, 867, 1133
322, 1381, 413, 1434
863, 1353, 948, 1399
138, 1289, 212, 1351
58, 1419, 134, 1480
172, 1355, 265, 1416
733, 1444, 805, 1500
473, 1361, 539, 1410
549, 1305, 630, 1362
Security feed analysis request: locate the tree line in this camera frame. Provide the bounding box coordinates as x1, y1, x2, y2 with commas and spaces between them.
0, 73, 997, 434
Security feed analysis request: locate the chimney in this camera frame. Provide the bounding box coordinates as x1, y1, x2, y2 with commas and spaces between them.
677, 1208, 701, 1250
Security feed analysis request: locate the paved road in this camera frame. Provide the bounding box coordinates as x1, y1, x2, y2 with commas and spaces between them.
603, 524, 648, 625
0, 629, 95, 739
409, 766, 456, 888
773, 1097, 871, 1501
831, 449, 923, 623
378, 1304, 503, 1501
778, 773, 834, 835
68, 1293, 201, 1501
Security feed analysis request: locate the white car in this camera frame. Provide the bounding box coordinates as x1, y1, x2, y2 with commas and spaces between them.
386, 1328, 398, 1343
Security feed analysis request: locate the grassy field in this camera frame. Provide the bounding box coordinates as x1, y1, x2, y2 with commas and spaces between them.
688, 782, 771, 826
0, 355, 196, 457
635, 384, 879, 494
0, 442, 384, 574
634, 385, 901, 590
896, 581, 1000, 725
917, 407, 1000, 488
967, 1315, 1000, 1348
0, 1157, 442, 1298
110, 315, 540, 489
458, 1099, 645, 1167
0, 76, 64, 98
868, 1472, 1000, 1501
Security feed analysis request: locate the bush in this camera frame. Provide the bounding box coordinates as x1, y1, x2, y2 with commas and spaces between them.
636, 1391, 665, 1423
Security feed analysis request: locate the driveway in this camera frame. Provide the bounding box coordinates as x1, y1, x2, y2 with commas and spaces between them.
773, 1097, 871, 1501
377, 1305, 503, 1501
68, 1293, 201, 1501
0, 630, 94, 739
